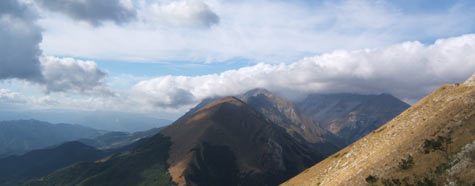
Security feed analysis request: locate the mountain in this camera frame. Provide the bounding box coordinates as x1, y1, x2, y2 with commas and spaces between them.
0, 141, 110, 186
29, 97, 322, 186
281, 75, 475, 186
0, 111, 172, 132
238, 88, 343, 156
161, 96, 322, 186
0, 120, 104, 157
295, 93, 409, 145
78, 127, 163, 150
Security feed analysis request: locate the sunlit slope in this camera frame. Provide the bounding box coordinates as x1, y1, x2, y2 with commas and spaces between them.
282, 75, 475, 186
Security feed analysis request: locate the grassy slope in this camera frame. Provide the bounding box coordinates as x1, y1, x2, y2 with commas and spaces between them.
281, 82, 475, 186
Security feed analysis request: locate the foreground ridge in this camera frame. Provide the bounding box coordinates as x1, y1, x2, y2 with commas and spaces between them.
281, 75, 475, 186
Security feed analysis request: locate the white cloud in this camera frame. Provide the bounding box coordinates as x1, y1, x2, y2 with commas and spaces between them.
132, 34, 475, 108
37, 0, 475, 63
39, 56, 110, 95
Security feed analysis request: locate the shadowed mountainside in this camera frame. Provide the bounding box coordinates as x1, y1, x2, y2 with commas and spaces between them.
0, 141, 110, 186
161, 96, 323, 186
296, 93, 409, 145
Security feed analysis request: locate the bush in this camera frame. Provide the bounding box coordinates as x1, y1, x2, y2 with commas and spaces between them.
365, 175, 378, 184
398, 155, 414, 170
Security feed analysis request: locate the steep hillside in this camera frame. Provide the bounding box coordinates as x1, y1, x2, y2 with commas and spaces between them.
161, 96, 322, 186
0, 120, 104, 157
281, 75, 475, 186
296, 93, 409, 144
0, 141, 109, 186
239, 88, 343, 156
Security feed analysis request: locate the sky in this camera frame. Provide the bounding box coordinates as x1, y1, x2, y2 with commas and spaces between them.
1, 0, 475, 120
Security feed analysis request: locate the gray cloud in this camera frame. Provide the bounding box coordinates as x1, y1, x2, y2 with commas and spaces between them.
148, 0, 219, 28
0, 0, 43, 81
40, 56, 110, 95
37, 0, 136, 26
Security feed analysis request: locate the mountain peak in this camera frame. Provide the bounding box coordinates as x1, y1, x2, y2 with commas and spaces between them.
198, 96, 244, 111
241, 88, 273, 97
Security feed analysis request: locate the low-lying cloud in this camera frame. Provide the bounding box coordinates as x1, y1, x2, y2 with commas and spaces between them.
133, 34, 475, 108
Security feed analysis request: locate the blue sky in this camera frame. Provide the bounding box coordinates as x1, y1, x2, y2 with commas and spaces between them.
1, 0, 475, 120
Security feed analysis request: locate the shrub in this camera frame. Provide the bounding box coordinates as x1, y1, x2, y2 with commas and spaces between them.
365, 175, 378, 184
398, 155, 415, 170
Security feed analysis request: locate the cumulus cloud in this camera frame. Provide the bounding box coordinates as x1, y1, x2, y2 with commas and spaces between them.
146, 0, 219, 28
132, 34, 475, 108
0, 0, 43, 81
1, 0, 111, 95
39, 56, 110, 95
36, 0, 136, 26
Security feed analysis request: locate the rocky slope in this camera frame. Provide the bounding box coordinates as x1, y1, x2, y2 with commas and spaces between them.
296, 93, 409, 145
281, 75, 475, 186
239, 88, 343, 156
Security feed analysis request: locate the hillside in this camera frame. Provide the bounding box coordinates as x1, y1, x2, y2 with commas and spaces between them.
0, 141, 109, 186
281, 75, 475, 186
296, 93, 409, 145
0, 120, 104, 157
25, 134, 173, 186
161, 96, 322, 186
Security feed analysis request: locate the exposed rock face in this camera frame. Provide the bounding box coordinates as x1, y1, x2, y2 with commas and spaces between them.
161, 97, 323, 186
464, 74, 475, 86
295, 93, 410, 144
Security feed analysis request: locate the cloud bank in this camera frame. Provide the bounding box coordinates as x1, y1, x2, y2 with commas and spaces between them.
132, 34, 475, 108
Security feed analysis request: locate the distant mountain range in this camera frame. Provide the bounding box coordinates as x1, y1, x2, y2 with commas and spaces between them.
24, 89, 412, 186
0, 122, 164, 186
0, 111, 172, 132
0, 120, 104, 157
282, 75, 475, 185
